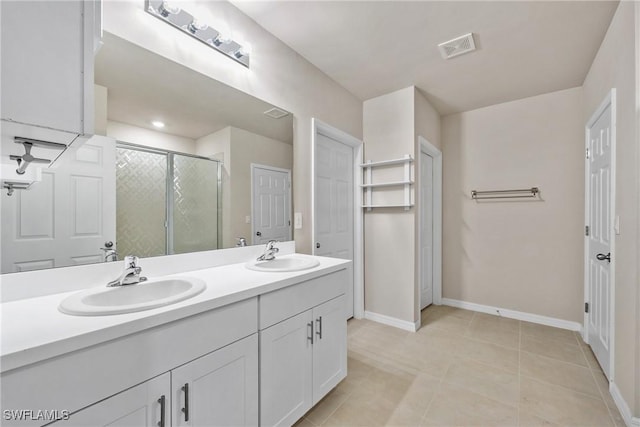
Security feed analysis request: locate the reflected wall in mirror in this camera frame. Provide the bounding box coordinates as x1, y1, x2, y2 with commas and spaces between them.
0, 32, 293, 274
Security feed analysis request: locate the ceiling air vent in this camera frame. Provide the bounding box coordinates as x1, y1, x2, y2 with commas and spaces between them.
263, 107, 289, 119
438, 33, 476, 59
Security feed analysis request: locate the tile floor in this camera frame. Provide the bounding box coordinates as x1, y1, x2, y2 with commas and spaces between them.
296, 305, 625, 427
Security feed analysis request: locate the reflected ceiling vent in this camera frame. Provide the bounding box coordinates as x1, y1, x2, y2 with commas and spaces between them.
263, 107, 289, 119
438, 33, 476, 59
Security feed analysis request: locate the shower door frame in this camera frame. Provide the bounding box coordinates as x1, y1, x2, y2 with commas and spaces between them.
116, 142, 223, 255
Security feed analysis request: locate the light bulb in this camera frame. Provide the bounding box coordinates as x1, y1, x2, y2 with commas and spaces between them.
209, 33, 232, 47
151, 120, 165, 128
187, 18, 208, 34
158, 1, 181, 17
234, 46, 250, 58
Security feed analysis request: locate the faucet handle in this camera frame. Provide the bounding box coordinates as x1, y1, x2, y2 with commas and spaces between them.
124, 255, 139, 268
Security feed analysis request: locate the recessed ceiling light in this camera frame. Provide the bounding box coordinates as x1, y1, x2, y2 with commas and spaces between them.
152, 120, 165, 128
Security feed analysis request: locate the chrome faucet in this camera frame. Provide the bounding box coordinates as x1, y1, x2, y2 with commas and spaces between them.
103, 249, 118, 262
236, 237, 247, 247
107, 256, 147, 287
257, 240, 279, 261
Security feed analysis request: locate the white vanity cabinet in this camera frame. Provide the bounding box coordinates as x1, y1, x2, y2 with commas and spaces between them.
1, 298, 258, 427
259, 270, 348, 426
0, 0, 99, 138
54, 334, 259, 427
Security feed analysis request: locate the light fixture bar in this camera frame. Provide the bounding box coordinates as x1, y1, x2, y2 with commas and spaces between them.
145, 0, 250, 68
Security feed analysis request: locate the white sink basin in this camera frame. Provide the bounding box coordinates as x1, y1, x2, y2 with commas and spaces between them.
245, 255, 320, 272
59, 277, 206, 316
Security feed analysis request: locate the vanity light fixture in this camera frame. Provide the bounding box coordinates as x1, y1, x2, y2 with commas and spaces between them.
145, 0, 250, 68
151, 120, 165, 128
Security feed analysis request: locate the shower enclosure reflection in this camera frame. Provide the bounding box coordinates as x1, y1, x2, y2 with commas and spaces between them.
115, 144, 221, 258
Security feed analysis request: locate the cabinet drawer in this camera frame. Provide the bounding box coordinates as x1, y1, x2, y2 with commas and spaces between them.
259, 269, 347, 330
1, 298, 258, 427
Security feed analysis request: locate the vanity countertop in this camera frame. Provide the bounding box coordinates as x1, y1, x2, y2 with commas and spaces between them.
0, 254, 350, 373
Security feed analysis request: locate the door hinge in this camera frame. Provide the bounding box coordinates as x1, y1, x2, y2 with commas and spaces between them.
586, 148, 590, 159
585, 225, 590, 236
585, 302, 589, 313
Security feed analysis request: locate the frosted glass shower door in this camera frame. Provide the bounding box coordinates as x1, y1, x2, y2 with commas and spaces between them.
171, 154, 220, 254
116, 147, 167, 258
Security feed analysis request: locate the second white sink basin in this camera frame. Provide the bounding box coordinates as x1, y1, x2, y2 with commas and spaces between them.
59, 277, 206, 316
246, 255, 320, 272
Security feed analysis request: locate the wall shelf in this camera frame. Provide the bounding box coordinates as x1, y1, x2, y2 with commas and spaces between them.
360, 155, 413, 211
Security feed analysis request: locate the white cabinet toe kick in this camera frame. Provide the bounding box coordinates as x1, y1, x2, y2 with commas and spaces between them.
1, 267, 349, 427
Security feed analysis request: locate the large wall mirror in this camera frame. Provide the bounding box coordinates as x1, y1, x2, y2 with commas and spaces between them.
1, 32, 293, 274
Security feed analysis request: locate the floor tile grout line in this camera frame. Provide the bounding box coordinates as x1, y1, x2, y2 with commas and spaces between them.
575, 337, 620, 426
418, 309, 467, 426
519, 372, 611, 401
519, 348, 596, 371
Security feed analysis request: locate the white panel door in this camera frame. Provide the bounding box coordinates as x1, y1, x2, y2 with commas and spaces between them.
260, 310, 313, 427
420, 152, 434, 309
314, 133, 354, 318
54, 373, 169, 427
1, 135, 116, 273
312, 295, 347, 404
251, 165, 291, 245
172, 334, 259, 427
586, 101, 613, 378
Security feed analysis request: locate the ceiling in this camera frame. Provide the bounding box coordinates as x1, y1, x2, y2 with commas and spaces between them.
95, 33, 293, 143
233, 1, 618, 115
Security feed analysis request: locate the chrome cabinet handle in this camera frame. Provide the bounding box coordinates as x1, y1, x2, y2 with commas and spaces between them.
316, 316, 323, 340
157, 395, 166, 427
596, 253, 611, 263
307, 321, 314, 344
181, 383, 189, 421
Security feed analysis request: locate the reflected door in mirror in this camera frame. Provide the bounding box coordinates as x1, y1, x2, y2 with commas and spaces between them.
1, 136, 116, 273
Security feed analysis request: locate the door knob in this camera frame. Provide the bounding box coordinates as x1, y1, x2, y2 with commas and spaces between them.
596, 252, 611, 263
316, 242, 321, 249
256, 231, 262, 237
104, 241, 114, 248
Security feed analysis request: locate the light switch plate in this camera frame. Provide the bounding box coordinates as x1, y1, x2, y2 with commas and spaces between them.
294, 212, 302, 229
245, 216, 251, 224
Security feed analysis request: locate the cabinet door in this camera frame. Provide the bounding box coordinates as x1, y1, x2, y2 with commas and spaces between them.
260, 310, 313, 427
172, 334, 259, 427
0, 0, 95, 134
54, 373, 169, 427
312, 295, 347, 404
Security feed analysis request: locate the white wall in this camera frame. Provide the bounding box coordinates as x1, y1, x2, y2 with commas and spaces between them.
196, 127, 293, 249
94, 85, 108, 136
102, 0, 362, 254
363, 86, 441, 326
442, 87, 584, 322
583, 1, 639, 417
107, 121, 197, 154
363, 87, 416, 324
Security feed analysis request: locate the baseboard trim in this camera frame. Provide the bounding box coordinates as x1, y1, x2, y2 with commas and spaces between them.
364, 311, 418, 332
441, 298, 582, 332
610, 381, 640, 427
